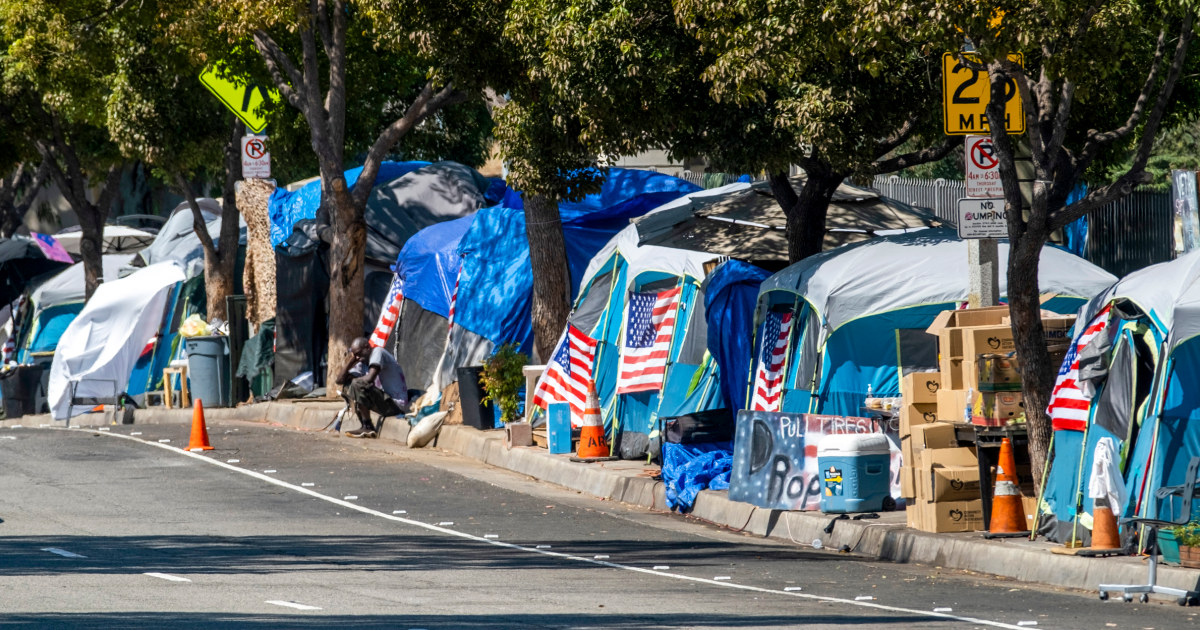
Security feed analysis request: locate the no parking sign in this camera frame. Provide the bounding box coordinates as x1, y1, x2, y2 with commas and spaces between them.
965, 135, 1001, 198
241, 135, 271, 179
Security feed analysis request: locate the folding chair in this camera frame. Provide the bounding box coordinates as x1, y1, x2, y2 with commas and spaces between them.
1099, 457, 1200, 606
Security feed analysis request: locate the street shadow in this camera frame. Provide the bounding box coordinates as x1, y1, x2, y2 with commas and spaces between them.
0, 611, 943, 628
0, 533, 871, 578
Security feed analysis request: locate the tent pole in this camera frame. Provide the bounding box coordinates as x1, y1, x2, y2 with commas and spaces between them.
1030, 433, 1055, 540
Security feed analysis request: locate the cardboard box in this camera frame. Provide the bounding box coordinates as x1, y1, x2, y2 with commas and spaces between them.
906, 502, 924, 529
899, 403, 938, 433
901, 434, 914, 464
971, 391, 1025, 427
936, 388, 971, 423
910, 422, 958, 450
918, 445, 978, 470
977, 353, 1022, 392
921, 465, 981, 502
902, 372, 942, 404
900, 466, 917, 499
917, 499, 985, 533
926, 306, 1011, 359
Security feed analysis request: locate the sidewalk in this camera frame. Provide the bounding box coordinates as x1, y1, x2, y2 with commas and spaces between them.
9, 400, 1200, 597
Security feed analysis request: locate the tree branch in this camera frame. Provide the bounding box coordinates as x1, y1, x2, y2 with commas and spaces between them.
351, 82, 469, 207
94, 164, 123, 225
324, 0, 348, 153
252, 29, 307, 109
175, 173, 217, 257
314, 0, 334, 60
1052, 15, 1195, 231
873, 116, 917, 156
871, 135, 963, 175
1074, 25, 1170, 178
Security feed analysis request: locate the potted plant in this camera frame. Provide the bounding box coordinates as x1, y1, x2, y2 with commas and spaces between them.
480, 343, 529, 426
1169, 522, 1200, 568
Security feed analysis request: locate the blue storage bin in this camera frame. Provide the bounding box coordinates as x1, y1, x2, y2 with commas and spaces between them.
818, 433, 892, 513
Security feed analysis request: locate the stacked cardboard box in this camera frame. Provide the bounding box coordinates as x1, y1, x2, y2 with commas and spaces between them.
925, 306, 1075, 425
897, 365, 980, 532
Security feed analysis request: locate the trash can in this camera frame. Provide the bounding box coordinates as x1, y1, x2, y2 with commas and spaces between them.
1, 364, 46, 418
185, 335, 232, 408
818, 433, 894, 513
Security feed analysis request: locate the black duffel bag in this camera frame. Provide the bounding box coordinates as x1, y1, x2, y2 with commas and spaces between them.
664, 408, 735, 444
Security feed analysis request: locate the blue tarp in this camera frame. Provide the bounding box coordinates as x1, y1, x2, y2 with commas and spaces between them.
452, 169, 701, 352
705, 261, 770, 412
392, 215, 474, 318
662, 441, 733, 512
268, 161, 430, 248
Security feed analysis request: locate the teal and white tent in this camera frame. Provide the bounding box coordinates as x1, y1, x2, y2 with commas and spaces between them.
1040, 249, 1200, 544
566, 184, 751, 449
752, 229, 1116, 417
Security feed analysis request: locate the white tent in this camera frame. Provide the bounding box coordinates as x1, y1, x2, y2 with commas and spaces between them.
53, 225, 156, 256
48, 262, 185, 420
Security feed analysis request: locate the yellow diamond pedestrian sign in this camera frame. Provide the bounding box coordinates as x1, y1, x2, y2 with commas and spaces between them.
942, 52, 1024, 135
199, 63, 278, 134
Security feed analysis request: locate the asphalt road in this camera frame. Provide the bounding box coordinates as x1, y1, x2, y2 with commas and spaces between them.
1, 421, 1197, 629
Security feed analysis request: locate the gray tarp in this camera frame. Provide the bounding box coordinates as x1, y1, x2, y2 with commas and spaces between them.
129, 198, 247, 279
365, 161, 489, 265
634, 176, 941, 265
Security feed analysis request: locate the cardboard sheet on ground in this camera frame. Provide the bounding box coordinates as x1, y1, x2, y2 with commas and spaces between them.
729, 410, 901, 511
48, 262, 185, 419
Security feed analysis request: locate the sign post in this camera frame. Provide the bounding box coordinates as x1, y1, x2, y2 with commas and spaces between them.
241, 135, 271, 179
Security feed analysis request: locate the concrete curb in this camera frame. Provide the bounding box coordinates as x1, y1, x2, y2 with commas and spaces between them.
11, 402, 1200, 596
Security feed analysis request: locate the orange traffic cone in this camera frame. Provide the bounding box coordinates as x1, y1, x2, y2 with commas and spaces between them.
576, 383, 608, 459
187, 398, 214, 451
1090, 499, 1122, 549
988, 437, 1028, 535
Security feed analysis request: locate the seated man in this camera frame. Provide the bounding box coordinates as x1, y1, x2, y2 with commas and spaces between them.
336, 337, 409, 438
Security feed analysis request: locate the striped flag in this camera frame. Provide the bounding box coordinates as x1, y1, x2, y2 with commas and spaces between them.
369, 274, 403, 348
531, 324, 598, 425
617, 287, 682, 394
750, 311, 793, 411
1048, 306, 1112, 431
3, 295, 25, 364
447, 267, 461, 333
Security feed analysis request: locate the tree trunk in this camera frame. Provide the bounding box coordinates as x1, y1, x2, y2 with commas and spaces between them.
769, 167, 843, 263
1008, 226, 1056, 492
524, 192, 571, 362
76, 204, 108, 300
325, 180, 367, 388
203, 117, 246, 321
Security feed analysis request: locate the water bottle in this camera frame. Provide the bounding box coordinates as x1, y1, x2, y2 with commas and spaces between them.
964, 387, 975, 423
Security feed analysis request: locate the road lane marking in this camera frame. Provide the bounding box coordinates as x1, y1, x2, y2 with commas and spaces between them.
784, 586, 803, 591
43, 548, 86, 558
484, 534, 499, 539
263, 469, 276, 473
266, 600, 322, 610
303, 483, 315, 487
1, 436, 16, 440
653, 565, 670, 571
343, 495, 358, 500
158, 439, 171, 443
87, 429, 1032, 630
392, 510, 406, 514
437, 521, 453, 526
228, 459, 240, 463
130, 432, 142, 435
144, 572, 191, 582
714, 576, 730, 581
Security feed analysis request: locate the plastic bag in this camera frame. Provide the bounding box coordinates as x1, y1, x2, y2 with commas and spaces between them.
179, 314, 211, 338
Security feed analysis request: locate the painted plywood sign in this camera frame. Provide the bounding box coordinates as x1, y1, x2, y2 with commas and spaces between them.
729, 411, 901, 511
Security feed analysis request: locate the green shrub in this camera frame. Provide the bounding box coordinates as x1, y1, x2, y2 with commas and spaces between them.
1173, 522, 1200, 548
480, 343, 529, 425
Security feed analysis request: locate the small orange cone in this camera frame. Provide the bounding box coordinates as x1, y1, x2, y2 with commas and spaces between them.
576, 383, 608, 459
1090, 499, 1122, 549
988, 437, 1028, 534
187, 398, 213, 451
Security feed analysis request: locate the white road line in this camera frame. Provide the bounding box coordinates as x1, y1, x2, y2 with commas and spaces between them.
144, 572, 191, 582
0, 436, 17, 440
130, 432, 142, 435
85, 429, 1032, 630
42, 547, 86, 558
266, 600, 322, 611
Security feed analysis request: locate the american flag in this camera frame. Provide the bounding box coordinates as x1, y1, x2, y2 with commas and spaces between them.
1048, 305, 1112, 432
369, 274, 403, 348
531, 324, 598, 425
617, 287, 681, 394
750, 311, 793, 411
